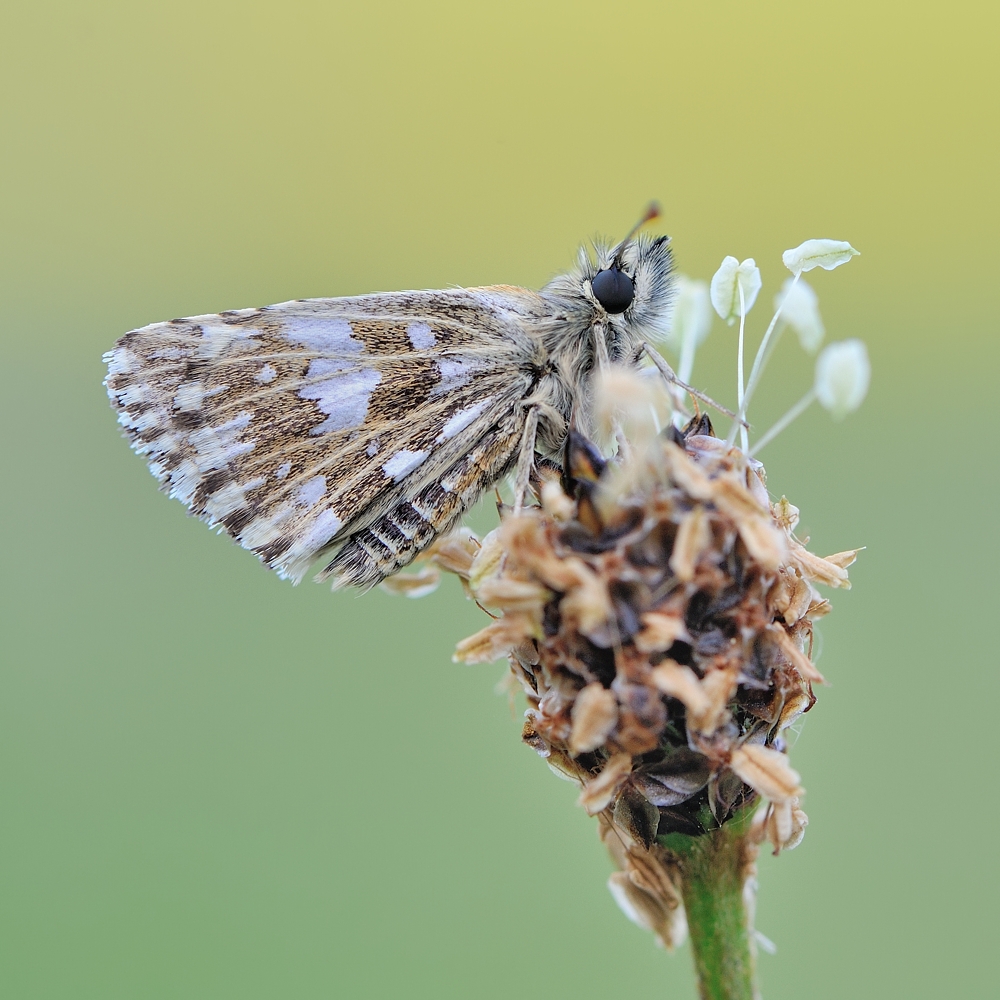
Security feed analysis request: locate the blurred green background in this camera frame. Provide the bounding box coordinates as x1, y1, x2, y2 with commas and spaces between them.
1, 1, 997, 997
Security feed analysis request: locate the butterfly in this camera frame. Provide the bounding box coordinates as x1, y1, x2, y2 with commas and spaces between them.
104, 210, 727, 590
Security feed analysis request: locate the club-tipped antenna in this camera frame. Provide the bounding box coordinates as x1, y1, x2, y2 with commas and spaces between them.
612, 201, 662, 266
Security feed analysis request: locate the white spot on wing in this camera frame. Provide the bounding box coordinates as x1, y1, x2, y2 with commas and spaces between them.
204, 481, 248, 519
282, 316, 364, 354
275, 462, 292, 479
167, 458, 200, 505
382, 449, 429, 482
296, 475, 327, 507
174, 381, 204, 411
239, 517, 279, 550
433, 357, 483, 395
437, 398, 492, 441
198, 323, 257, 359
203, 477, 263, 521
238, 504, 297, 550
366, 439, 380, 457
303, 510, 342, 549
255, 364, 277, 383
188, 411, 255, 471
105, 346, 137, 375
120, 407, 160, 434
118, 383, 150, 408
299, 360, 381, 435
407, 322, 435, 350
280, 509, 344, 583
150, 347, 192, 361
300, 509, 343, 551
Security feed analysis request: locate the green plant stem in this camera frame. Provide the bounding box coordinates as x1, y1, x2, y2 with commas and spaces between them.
663, 813, 758, 1000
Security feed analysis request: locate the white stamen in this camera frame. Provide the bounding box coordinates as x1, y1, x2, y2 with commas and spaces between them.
750, 389, 817, 456
668, 276, 712, 384
782, 239, 859, 275
775, 278, 824, 353
727, 271, 803, 449
711, 257, 762, 326
736, 282, 748, 452
815, 340, 870, 419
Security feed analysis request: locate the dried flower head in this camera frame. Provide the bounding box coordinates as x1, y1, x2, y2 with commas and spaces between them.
388, 236, 867, 968
441, 369, 856, 945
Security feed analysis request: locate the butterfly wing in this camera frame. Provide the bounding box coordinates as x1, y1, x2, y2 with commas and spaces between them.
105, 288, 551, 587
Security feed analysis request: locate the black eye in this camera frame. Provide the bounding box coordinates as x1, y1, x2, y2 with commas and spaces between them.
591, 267, 634, 314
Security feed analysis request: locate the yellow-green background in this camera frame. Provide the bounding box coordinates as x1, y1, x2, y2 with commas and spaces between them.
2, 2, 997, 997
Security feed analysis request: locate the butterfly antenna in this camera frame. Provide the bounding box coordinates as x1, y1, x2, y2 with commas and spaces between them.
613, 201, 662, 265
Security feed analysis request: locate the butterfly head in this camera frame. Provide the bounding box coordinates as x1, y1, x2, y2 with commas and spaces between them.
583, 232, 674, 346
590, 261, 635, 314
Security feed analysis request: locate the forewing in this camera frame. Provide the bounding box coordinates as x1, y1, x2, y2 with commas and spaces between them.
105, 289, 546, 586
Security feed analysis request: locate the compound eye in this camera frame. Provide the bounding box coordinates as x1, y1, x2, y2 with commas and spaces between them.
591, 267, 634, 314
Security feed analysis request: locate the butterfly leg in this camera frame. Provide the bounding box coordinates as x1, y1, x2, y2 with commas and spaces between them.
513, 405, 540, 513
